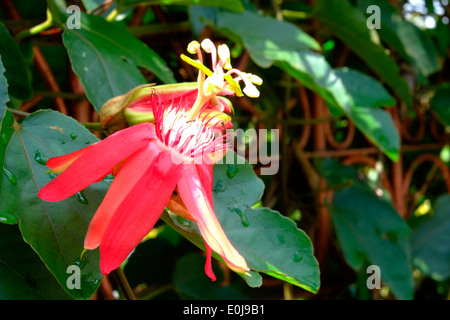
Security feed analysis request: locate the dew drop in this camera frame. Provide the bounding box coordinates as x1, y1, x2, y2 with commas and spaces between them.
47, 172, 57, 181
76, 191, 89, 204
70, 133, 77, 140
34, 150, 48, 165
85, 139, 91, 145
3, 168, 17, 185
226, 164, 239, 179
293, 252, 303, 263
230, 206, 249, 227
213, 180, 226, 193
74, 257, 87, 269
59, 138, 66, 145
277, 233, 286, 244
0, 211, 18, 224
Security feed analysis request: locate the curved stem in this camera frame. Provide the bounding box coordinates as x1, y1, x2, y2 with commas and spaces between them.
15, 8, 53, 42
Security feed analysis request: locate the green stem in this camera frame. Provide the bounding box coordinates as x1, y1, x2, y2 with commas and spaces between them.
111, 267, 136, 300
15, 8, 53, 42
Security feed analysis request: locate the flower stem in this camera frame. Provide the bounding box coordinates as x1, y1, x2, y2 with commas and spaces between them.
111, 267, 136, 300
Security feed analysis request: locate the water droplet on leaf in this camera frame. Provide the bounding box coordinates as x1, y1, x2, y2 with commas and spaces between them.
293, 252, 303, 262
34, 150, 48, 165
277, 233, 286, 244
74, 257, 87, 269
76, 191, 89, 204
0, 211, 18, 224
3, 168, 17, 185
213, 180, 226, 193
230, 206, 249, 227
70, 133, 77, 140
226, 164, 239, 179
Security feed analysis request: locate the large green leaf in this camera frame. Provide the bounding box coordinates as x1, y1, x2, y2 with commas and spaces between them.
163, 152, 320, 294
214, 9, 320, 68
0, 22, 32, 102
118, 0, 244, 12
0, 223, 72, 299
62, 13, 175, 112
0, 55, 16, 224
321, 159, 414, 300
312, 0, 412, 106
410, 195, 450, 280
0, 110, 110, 299
279, 55, 400, 161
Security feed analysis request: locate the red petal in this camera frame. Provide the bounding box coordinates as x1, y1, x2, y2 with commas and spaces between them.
177, 164, 249, 275
84, 141, 162, 250
204, 242, 217, 281
46, 144, 96, 173
99, 148, 184, 275
38, 123, 156, 202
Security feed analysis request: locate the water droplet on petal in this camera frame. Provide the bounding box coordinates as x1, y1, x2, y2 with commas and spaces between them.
76, 191, 89, 204
34, 150, 48, 165
3, 168, 17, 185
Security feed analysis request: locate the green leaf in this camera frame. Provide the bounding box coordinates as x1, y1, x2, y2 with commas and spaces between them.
0, 223, 72, 299
410, 195, 450, 280
358, 0, 441, 79
349, 107, 400, 162
62, 13, 175, 112
0, 55, 16, 224
312, 0, 412, 106
322, 160, 414, 300
279, 54, 400, 161
118, 0, 244, 12
213, 9, 320, 68
430, 83, 450, 126
0, 22, 32, 101
173, 253, 249, 300
0, 110, 109, 299
333, 68, 396, 108
163, 152, 320, 293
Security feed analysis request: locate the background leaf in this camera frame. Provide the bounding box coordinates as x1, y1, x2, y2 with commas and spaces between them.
118, 0, 244, 12
430, 83, 450, 126
321, 159, 414, 300
63, 13, 175, 112
312, 0, 412, 106
0, 223, 72, 299
0, 22, 32, 102
410, 195, 450, 280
